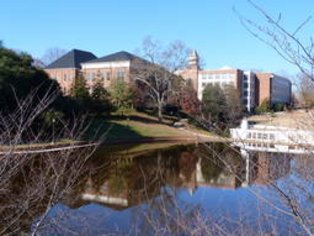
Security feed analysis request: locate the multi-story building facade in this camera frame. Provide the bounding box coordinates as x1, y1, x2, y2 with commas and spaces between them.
255, 72, 291, 106
198, 67, 243, 100
81, 51, 145, 90
177, 50, 292, 112
45, 49, 147, 94
45, 50, 145, 93
45, 49, 97, 94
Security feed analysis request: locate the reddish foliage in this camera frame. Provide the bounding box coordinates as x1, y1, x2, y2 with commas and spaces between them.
179, 85, 201, 116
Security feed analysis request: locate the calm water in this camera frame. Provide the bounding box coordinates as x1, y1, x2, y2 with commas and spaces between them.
5, 142, 314, 235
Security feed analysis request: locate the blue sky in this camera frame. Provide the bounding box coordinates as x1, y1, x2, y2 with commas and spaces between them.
1, 0, 313, 77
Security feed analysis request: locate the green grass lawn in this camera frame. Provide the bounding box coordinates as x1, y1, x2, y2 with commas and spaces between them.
86, 112, 188, 142
1, 112, 214, 149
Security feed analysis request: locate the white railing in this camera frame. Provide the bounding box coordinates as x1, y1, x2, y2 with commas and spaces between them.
230, 120, 314, 154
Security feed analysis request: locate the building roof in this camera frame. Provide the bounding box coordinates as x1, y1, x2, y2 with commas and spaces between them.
45, 49, 97, 69
83, 51, 139, 64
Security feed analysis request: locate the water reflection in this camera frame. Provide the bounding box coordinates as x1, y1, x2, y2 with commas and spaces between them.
1, 142, 301, 235
75, 143, 291, 209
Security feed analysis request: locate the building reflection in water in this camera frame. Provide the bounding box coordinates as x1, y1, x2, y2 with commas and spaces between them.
78, 143, 292, 209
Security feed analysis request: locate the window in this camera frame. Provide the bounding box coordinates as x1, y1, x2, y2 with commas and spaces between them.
106, 72, 111, 81
117, 71, 125, 81
215, 74, 220, 79
86, 73, 92, 80
222, 74, 228, 79
63, 74, 67, 81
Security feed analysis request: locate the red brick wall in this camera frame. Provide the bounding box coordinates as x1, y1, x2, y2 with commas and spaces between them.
82, 67, 131, 89
45, 68, 78, 94
177, 68, 199, 91
256, 73, 272, 106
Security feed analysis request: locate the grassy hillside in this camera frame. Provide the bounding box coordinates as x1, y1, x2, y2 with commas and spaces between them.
86, 111, 212, 142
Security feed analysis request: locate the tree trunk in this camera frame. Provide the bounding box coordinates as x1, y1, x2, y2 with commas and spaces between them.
158, 103, 163, 123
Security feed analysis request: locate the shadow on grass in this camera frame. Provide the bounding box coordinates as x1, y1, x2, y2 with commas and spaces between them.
83, 117, 144, 142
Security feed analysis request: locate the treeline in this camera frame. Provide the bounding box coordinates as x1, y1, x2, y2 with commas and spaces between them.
0, 45, 113, 143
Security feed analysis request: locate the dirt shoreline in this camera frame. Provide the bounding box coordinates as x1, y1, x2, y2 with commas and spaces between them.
0, 135, 225, 154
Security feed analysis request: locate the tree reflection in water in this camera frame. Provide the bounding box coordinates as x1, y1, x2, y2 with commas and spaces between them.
2, 142, 313, 235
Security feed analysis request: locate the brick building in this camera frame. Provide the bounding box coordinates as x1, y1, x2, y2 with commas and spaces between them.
44, 49, 97, 94
80, 51, 145, 89
255, 72, 292, 106
175, 50, 200, 91
45, 50, 146, 94
177, 50, 292, 112
198, 67, 244, 100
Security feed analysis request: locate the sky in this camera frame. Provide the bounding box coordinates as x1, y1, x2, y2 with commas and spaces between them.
1, 0, 314, 79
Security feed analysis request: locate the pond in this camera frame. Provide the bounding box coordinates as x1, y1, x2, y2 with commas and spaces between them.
3, 142, 314, 235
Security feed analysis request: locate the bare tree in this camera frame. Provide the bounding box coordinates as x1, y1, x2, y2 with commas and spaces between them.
231, 4, 314, 233
132, 37, 190, 122
41, 47, 68, 66
298, 74, 314, 108
234, 0, 314, 82
0, 88, 102, 235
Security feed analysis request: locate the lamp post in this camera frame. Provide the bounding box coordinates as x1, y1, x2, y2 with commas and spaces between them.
52, 118, 56, 145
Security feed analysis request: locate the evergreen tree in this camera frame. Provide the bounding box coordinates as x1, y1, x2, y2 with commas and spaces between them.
255, 99, 271, 114
223, 84, 244, 123
110, 80, 134, 115
91, 79, 111, 115
0, 45, 60, 113
70, 73, 89, 100
202, 84, 227, 123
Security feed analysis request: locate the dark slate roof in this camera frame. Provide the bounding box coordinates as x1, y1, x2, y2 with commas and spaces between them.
45, 49, 97, 69
84, 51, 140, 64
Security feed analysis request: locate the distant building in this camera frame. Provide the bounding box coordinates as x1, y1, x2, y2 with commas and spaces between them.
255, 72, 292, 106
45, 50, 145, 94
175, 50, 200, 91
45, 49, 97, 94
81, 51, 145, 89
198, 67, 244, 100
177, 50, 292, 112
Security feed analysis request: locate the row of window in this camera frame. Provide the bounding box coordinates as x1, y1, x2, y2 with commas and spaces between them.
201, 73, 235, 80
201, 81, 234, 88
247, 132, 275, 140
53, 74, 74, 82
55, 71, 125, 83
246, 142, 275, 148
